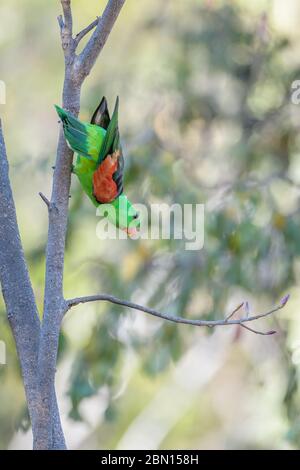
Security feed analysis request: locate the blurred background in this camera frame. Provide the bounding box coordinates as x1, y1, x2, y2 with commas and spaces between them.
1, 0, 300, 450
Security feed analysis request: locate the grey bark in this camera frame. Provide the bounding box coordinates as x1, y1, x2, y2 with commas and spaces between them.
66, 294, 285, 335
0, 0, 126, 450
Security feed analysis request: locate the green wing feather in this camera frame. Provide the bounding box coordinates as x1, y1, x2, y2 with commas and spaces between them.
55, 105, 106, 162
96, 97, 120, 166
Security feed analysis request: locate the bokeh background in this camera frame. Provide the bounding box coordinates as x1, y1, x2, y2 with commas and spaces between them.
1, 0, 300, 450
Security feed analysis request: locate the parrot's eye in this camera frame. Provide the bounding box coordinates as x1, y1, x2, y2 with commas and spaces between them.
133, 213, 139, 220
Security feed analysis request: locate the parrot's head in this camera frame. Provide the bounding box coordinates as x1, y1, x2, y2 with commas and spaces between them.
104, 194, 140, 237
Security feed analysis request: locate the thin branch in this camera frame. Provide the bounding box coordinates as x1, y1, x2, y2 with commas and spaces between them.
57, 15, 64, 31
225, 302, 244, 322
76, 0, 126, 80
65, 294, 289, 334
75, 18, 100, 46
39, 192, 50, 209
240, 324, 276, 336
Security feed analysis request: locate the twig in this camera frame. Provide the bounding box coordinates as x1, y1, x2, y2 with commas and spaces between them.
65, 294, 289, 334
39, 192, 50, 209
244, 301, 250, 318
57, 15, 64, 32
240, 324, 276, 336
225, 302, 244, 322
75, 18, 100, 46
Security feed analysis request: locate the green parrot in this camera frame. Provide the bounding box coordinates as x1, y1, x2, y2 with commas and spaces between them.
55, 97, 139, 235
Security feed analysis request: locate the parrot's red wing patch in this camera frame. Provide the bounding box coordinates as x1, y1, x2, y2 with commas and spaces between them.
93, 150, 120, 203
